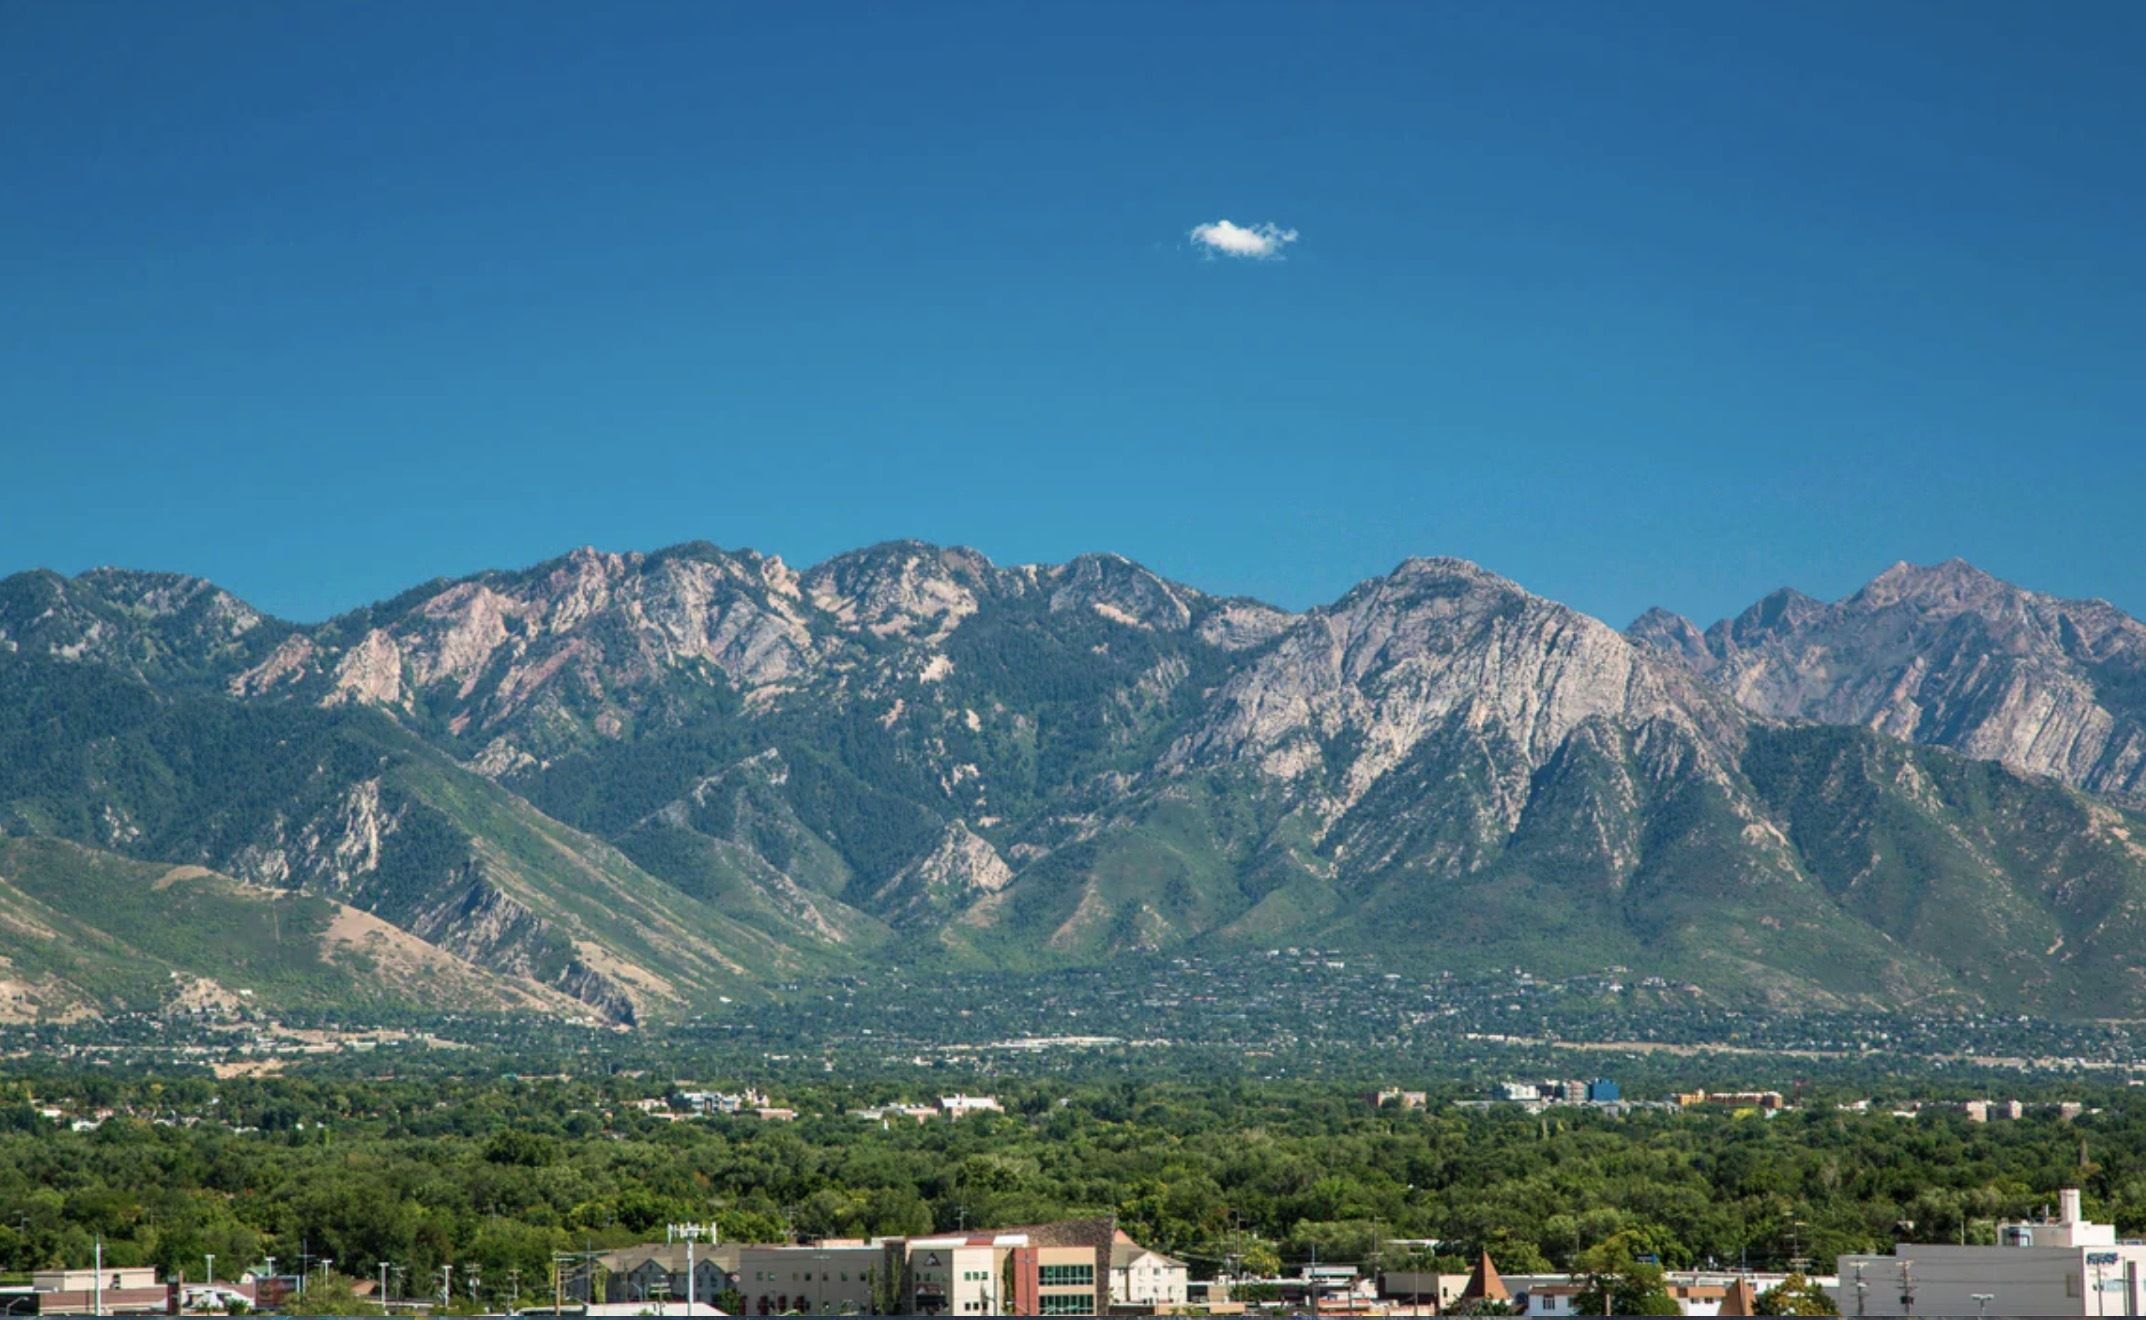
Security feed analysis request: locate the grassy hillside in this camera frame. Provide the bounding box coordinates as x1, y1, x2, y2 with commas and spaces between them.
0, 837, 589, 1017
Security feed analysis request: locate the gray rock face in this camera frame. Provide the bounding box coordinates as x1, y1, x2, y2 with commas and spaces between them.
1632, 559, 2146, 802
1173, 557, 1744, 823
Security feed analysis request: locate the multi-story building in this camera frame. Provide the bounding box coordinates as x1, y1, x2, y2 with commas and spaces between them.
731, 1242, 884, 1316
905, 1238, 1008, 1315
1835, 1188, 2142, 1316
592, 1244, 733, 1307
1008, 1244, 1100, 1315
1109, 1242, 1188, 1307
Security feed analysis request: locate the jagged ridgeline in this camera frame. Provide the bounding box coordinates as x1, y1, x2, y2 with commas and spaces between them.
7, 543, 2146, 1024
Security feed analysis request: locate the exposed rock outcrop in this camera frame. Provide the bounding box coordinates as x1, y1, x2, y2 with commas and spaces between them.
1633, 559, 2146, 803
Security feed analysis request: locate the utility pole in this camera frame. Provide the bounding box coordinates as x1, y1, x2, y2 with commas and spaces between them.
380, 1261, 391, 1314
207, 1253, 216, 1291
668, 1220, 716, 1316
94, 1238, 103, 1320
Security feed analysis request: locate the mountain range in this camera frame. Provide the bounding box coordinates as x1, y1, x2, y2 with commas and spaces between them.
9, 542, 2146, 1025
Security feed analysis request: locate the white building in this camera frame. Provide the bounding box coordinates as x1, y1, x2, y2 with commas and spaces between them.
938, 1094, 1004, 1118
1836, 1188, 2144, 1316
1110, 1243, 1188, 1307
677, 1088, 766, 1115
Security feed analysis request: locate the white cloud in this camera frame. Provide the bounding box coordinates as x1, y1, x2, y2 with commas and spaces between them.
1188, 219, 1298, 260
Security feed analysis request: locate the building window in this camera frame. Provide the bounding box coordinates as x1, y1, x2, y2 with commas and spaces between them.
1039, 1264, 1094, 1288
1039, 1293, 1094, 1314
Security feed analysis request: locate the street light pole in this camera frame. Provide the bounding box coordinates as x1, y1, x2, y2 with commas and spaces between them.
380, 1261, 392, 1314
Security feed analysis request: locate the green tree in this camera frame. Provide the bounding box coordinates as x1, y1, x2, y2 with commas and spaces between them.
1573, 1236, 1680, 1316
1240, 1242, 1282, 1277
289, 1273, 375, 1316
1756, 1273, 1840, 1315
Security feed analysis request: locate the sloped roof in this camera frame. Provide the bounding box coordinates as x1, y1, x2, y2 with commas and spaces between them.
1457, 1251, 1509, 1302
1719, 1276, 1759, 1316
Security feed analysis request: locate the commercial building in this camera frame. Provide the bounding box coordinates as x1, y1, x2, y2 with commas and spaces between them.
16, 1267, 169, 1315
731, 1242, 883, 1316
1008, 1244, 1101, 1315
1835, 1188, 2142, 1316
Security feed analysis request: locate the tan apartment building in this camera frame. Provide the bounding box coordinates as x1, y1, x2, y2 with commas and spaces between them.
904, 1239, 1007, 1315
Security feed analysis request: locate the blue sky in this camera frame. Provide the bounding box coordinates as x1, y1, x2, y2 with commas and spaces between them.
5, 1, 2144, 627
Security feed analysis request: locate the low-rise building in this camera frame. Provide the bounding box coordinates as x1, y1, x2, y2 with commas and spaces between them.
1109, 1242, 1188, 1307
25, 1267, 168, 1315
678, 1088, 767, 1116
1835, 1188, 2137, 1316
1374, 1269, 1469, 1311
1674, 1089, 1787, 1111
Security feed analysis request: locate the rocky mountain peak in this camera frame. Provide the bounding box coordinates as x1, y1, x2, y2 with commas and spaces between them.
1046, 553, 1198, 631
1386, 555, 1513, 590
1851, 557, 2014, 613
1645, 558, 2146, 804
802, 540, 1003, 639
1171, 557, 1739, 820
1716, 587, 1827, 651
1625, 606, 1708, 663
0, 566, 282, 682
